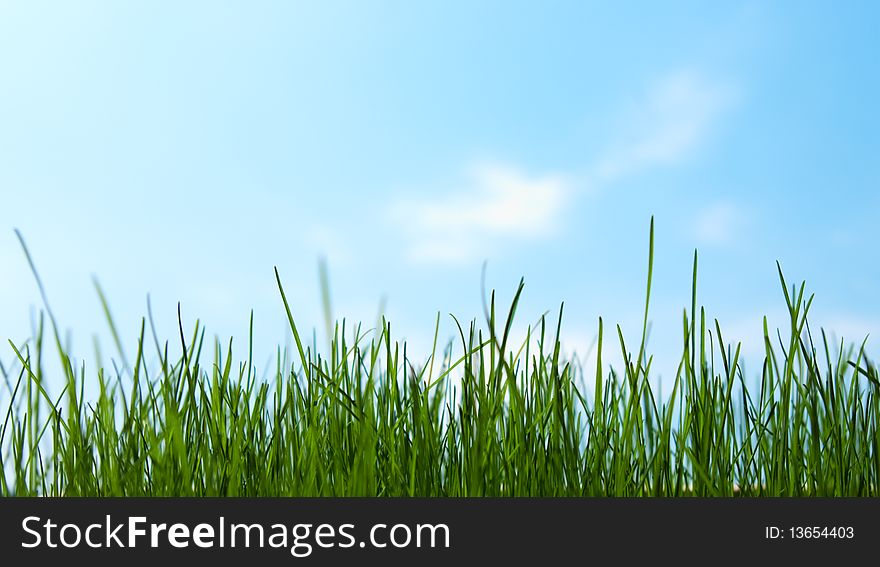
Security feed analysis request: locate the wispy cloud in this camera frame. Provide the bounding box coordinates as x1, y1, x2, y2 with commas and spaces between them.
693, 201, 747, 245
390, 163, 570, 263
389, 69, 738, 265
593, 70, 737, 182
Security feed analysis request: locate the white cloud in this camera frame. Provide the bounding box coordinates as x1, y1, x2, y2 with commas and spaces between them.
693, 201, 746, 244
390, 163, 570, 263
594, 70, 737, 182
388, 69, 738, 265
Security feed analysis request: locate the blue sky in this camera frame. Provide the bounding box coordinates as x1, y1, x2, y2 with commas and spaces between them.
2, 1, 878, 387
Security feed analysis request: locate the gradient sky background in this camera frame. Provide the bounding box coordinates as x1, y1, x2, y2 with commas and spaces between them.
2, 1, 878, 390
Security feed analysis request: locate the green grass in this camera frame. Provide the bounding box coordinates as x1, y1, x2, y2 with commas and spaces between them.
2, 219, 878, 497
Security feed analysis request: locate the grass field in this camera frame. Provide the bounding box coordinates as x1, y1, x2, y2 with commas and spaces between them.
2, 220, 878, 497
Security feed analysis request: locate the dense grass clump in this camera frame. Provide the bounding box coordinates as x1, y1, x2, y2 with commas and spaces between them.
2, 221, 879, 496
